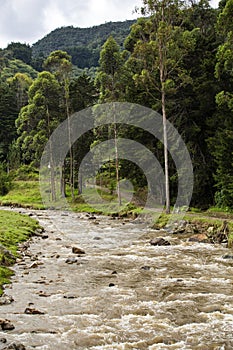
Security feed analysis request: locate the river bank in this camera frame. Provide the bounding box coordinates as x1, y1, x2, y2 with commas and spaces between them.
0, 210, 41, 296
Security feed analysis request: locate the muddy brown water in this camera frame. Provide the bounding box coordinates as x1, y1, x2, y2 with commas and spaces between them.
0, 208, 233, 349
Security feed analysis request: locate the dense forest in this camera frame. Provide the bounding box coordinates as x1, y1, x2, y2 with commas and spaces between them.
32, 20, 136, 70
0, 0, 232, 211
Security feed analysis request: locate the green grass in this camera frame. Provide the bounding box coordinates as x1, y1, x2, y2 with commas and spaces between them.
70, 187, 134, 215
151, 211, 233, 248
0, 210, 41, 295
0, 181, 44, 209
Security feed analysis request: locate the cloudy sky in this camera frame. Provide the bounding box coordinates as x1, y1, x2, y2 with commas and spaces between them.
0, 0, 219, 49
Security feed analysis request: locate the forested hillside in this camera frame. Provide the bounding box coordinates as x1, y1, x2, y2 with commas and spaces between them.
0, 0, 232, 212
32, 20, 136, 69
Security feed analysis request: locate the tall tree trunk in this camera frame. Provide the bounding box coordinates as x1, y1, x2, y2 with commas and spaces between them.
162, 89, 170, 214
49, 150, 56, 202
46, 105, 56, 202
60, 163, 66, 198
114, 123, 121, 206
65, 80, 74, 199
113, 107, 121, 206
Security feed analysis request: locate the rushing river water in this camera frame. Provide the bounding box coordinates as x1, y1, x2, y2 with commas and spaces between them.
0, 208, 233, 349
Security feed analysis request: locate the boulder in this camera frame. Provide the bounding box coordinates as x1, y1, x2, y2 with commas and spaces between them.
188, 233, 209, 243
150, 238, 171, 246
65, 257, 77, 264
0, 294, 14, 306
222, 255, 233, 260
0, 319, 15, 331
72, 247, 85, 255
0, 246, 16, 266
24, 307, 45, 315
3, 342, 26, 350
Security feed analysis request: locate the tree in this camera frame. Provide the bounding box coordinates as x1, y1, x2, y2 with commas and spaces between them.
95, 36, 127, 206
6, 42, 32, 65
208, 0, 233, 208
15, 71, 61, 200
68, 74, 97, 194
0, 79, 18, 163
7, 73, 32, 109
44, 51, 75, 198
128, 0, 197, 213
174, 0, 218, 208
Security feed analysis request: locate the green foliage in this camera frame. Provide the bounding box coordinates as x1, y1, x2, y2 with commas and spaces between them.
0, 166, 11, 196
6, 42, 32, 65
32, 21, 136, 69
0, 180, 43, 209
95, 36, 127, 101
0, 79, 18, 162
14, 165, 39, 180
207, 0, 233, 209
0, 59, 37, 80
15, 71, 62, 165
0, 5, 232, 212
0, 210, 40, 294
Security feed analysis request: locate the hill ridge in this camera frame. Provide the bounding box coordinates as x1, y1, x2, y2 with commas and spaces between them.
32, 19, 137, 68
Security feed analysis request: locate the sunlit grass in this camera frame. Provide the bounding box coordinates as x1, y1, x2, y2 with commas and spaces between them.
0, 210, 40, 295
0, 181, 44, 209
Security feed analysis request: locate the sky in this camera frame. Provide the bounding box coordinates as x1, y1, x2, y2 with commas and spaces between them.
0, 0, 219, 49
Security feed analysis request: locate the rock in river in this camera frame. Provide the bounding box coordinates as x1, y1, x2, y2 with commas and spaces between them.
0, 319, 15, 331
72, 247, 85, 255
150, 238, 171, 246
188, 233, 209, 243
2, 342, 26, 349
24, 307, 45, 315
65, 257, 77, 264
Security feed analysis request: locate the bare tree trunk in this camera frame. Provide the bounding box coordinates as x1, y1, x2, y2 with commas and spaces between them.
60, 164, 66, 198
113, 115, 121, 206
46, 104, 56, 202
161, 89, 170, 214
49, 150, 56, 202
65, 80, 74, 199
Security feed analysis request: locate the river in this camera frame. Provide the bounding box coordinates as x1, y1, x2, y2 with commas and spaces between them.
0, 208, 233, 349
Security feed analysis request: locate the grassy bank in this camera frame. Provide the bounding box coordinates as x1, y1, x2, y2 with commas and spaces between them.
0, 180, 44, 209
152, 212, 233, 248
0, 210, 41, 295
1, 180, 233, 229
0, 180, 140, 214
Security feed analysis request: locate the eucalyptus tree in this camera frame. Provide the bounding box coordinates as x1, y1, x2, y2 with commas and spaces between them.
7, 72, 32, 109
15, 71, 61, 200
95, 36, 127, 205
0, 79, 18, 163
209, 0, 233, 207
44, 50, 75, 198
125, 0, 197, 213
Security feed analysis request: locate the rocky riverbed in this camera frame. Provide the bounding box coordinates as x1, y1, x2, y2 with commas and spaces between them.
0, 208, 233, 349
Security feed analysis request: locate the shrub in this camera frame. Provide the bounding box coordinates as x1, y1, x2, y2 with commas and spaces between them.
0, 167, 11, 195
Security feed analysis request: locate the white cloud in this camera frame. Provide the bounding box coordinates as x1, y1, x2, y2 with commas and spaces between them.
0, 0, 48, 46
0, 0, 220, 49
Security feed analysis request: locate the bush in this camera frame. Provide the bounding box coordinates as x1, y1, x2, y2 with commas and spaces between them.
14, 165, 39, 180
0, 167, 11, 195
214, 190, 233, 210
